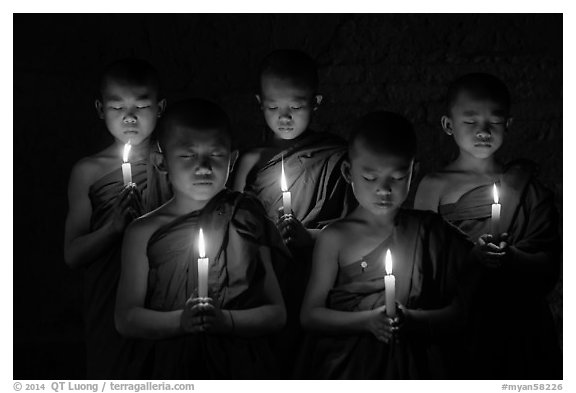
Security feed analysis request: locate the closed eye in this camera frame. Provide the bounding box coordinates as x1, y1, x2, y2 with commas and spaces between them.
137, 105, 151, 109
362, 176, 376, 182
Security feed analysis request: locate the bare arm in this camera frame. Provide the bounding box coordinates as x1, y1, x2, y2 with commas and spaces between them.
115, 218, 184, 340
64, 160, 122, 269
300, 227, 380, 334
231, 151, 260, 192
413, 175, 441, 212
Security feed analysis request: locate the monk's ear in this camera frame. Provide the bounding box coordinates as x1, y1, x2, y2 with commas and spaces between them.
441, 115, 453, 136
506, 117, 514, 130
95, 99, 104, 119
255, 94, 262, 108
157, 98, 167, 118
341, 159, 352, 184
152, 147, 167, 173
410, 160, 419, 185
229, 150, 239, 173
313, 94, 323, 111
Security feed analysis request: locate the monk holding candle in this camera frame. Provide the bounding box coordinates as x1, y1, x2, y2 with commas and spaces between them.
232, 50, 354, 374
414, 73, 561, 379
64, 59, 171, 378
298, 112, 475, 379
115, 99, 287, 379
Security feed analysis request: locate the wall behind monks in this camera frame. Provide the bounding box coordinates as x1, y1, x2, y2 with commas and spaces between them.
13, 14, 562, 378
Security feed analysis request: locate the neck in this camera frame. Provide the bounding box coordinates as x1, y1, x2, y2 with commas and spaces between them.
454, 152, 501, 175
356, 205, 398, 231
170, 192, 211, 215
270, 129, 311, 148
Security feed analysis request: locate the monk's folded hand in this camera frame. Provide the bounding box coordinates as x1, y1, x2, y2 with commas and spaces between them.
367, 306, 396, 344
276, 213, 313, 249
124, 183, 145, 217
474, 234, 509, 269
180, 297, 208, 334
196, 299, 232, 335
107, 185, 142, 235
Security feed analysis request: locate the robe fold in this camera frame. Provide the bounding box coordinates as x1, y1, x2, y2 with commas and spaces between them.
295, 210, 473, 379
438, 161, 562, 379
243, 131, 355, 375
142, 189, 289, 379
85, 158, 172, 379
244, 131, 354, 229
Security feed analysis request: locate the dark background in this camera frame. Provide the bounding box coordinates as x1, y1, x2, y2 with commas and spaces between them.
14, 14, 562, 379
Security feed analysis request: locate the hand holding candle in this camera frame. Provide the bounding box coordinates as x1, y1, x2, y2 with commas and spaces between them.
491, 183, 501, 238
197, 228, 209, 298
122, 142, 133, 186
280, 157, 292, 215
384, 249, 396, 318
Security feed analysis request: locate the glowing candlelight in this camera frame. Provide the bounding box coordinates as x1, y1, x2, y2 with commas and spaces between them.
121, 142, 132, 185
197, 228, 209, 298
384, 249, 396, 318
280, 157, 292, 215
491, 183, 501, 237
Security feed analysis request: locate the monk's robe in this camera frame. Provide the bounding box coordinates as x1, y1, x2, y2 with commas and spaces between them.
295, 210, 473, 379
85, 157, 171, 379
438, 161, 562, 379
242, 130, 355, 375
243, 130, 353, 229
142, 189, 289, 379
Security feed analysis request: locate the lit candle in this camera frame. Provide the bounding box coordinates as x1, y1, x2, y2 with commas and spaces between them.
491, 183, 501, 237
121, 142, 132, 186
384, 249, 396, 318
197, 228, 209, 298
280, 157, 292, 215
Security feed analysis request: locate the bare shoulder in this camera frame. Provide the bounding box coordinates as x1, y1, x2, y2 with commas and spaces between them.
414, 172, 447, 211
69, 146, 117, 188
238, 147, 266, 169
126, 204, 174, 241
233, 148, 267, 191
316, 218, 350, 248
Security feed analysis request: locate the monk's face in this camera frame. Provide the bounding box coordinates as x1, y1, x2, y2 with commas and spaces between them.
347, 139, 413, 217
96, 77, 165, 147
257, 74, 321, 140
442, 91, 511, 160
163, 124, 233, 202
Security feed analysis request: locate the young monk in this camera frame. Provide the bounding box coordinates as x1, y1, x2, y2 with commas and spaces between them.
64, 58, 171, 378
115, 99, 287, 379
414, 73, 561, 379
232, 51, 354, 371
233, 49, 353, 250
298, 112, 475, 379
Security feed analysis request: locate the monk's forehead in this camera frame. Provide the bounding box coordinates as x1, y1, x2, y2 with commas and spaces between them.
166, 122, 230, 148
350, 137, 412, 166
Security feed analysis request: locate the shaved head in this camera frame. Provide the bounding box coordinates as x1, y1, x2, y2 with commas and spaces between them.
158, 98, 232, 152
348, 111, 417, 161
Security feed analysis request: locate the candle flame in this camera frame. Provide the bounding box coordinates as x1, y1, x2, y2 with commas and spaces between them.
281, 157, 288, 192
198, 228, 205, 258
385, 249, 393, 275
493, 183, 499, 204
123, 143, 132, 163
